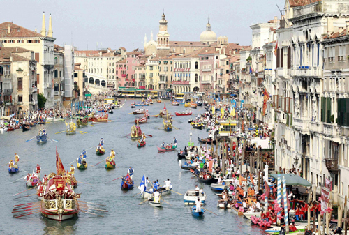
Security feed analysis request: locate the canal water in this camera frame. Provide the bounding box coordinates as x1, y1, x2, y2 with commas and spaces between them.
0, 100, 264, 235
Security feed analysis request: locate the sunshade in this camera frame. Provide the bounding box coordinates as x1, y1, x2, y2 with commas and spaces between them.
269, 174, 311, 187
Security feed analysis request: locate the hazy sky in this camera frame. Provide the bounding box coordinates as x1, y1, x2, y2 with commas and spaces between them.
3, 0, 284, 51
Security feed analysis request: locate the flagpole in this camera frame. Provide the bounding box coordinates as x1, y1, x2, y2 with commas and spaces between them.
264, 164, 268, 212
277, 176, 281, 226
283, 176, 289, 233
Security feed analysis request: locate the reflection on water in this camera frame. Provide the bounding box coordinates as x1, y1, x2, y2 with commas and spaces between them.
42, 216, 77, 235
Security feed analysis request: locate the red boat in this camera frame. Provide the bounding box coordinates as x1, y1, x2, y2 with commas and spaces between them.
137, 141, 146, 147
135, 116, 147, 124
157, 145, 177, 153
7, 127, 15, 131
175, 112, 192, 116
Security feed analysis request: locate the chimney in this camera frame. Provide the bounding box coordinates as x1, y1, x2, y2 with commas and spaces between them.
41, 12, 46, 37
47, 14, 53, 37
7, 24, 10, 34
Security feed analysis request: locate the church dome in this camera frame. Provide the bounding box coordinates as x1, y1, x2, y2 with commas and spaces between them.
200, 22, 217, 44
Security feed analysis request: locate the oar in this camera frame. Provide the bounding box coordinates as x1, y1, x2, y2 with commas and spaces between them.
14, 193, 37, 200
146, 135, 153, 137
13, 211, 40, 218
55, 130, 65, 134
26, 136, 35, 142
173, 126, 180, 130
139, 199, 149, 205
172, 191, 183, 196
77, 181, 92, 185
106, 177, 123, 183
91, 160, 104, 167
161, 198, 172, 206
204, 208, 217, 215
132, 192, 141, 197
13, 188, 33, 196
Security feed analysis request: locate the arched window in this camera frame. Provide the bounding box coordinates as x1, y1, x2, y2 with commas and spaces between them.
89, 77, 94, 84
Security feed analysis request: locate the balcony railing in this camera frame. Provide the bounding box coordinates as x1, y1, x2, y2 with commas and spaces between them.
3, 89, 13, 96
54, 91, 60, 96
172, 81, 189, 85
325, 158, 339, 172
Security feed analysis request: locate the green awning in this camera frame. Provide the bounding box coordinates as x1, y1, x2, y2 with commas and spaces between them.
84, 93, 91, 97
269, 174, 312, 187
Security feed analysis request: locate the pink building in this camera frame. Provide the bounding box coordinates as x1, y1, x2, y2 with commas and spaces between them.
115, 59, 127, 87
199, 48, 217, 94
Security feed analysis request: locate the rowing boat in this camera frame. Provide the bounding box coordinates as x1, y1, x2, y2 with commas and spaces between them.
96, 148, 105, 156
137, 141, 146, 148
192, 205, 205, 217
157, 145, 177, 153
175, 111, 192, 116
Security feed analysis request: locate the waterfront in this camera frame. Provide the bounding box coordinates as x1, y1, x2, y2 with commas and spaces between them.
0, 100, 264, 235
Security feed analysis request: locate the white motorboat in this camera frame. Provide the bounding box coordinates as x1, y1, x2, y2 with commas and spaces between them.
148, 199, 162, 207
184, 190, 206, 205
211, 179, 234, 191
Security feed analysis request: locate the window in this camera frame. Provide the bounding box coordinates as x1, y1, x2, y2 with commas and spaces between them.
54, 70, 58, 78
74, 73, 77, 77
195, 74, 198, 83
17, 77, 22, 90
18, 95, 22, 102
195, 61, 198, 69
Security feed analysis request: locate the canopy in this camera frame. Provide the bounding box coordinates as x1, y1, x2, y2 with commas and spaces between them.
0, 116, 11, 120
269, 174, 311, 187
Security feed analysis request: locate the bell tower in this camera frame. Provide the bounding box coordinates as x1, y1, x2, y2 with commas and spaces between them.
156, 12, 170, 56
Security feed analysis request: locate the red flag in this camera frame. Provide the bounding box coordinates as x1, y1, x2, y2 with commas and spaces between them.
274, 41, 278, 56
56, 147, 65, 175
262, 89, 269, 116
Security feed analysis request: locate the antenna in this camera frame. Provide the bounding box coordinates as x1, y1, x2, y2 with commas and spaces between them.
276, 4, 288, 25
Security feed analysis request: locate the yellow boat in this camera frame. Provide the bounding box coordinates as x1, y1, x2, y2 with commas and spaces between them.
105, 159, 116, 169
184, 102, 191, 107
163, 119, 172, 132
96, 148, 105, 156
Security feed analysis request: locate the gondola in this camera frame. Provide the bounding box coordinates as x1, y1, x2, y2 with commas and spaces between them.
137, 141, 146, 148
198, 177, 218, 184
36, 134, 47, 144
175, 111, 192, 116
177, 150, 187, 159
108, 110, 114, 114
197, 137, 216, 144
22, 124, 31, 132
192, 205, 205, 218
121, 176, 134, 190
157, 145, 177, 153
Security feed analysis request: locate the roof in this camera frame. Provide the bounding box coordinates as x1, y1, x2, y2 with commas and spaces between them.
198, 47, 217, 55
0, 22, 43, 38
119, 47, 126, 51
116, 59, 126, 64
269, 174, 311, 187
169, 41, 210, 47
323, 29, 348, 39
289, 0, 321, 7
0, 47, 31, 62
74, 50, 100, 57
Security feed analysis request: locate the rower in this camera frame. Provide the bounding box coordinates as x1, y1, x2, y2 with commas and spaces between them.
128, 167, 134, 180
70, 165, 75, 175
164, 179, 172, 190
77, 155, 83, 164
9, 160, 14, 168
153, 189, 160, 203
195, 197, 201, 212
110, 149, 115, 157
153, 181, 159, 190
173, 137, 177, 147
162, 142, 165, 148
100, 138, 104, 146
14, 153, 20, 163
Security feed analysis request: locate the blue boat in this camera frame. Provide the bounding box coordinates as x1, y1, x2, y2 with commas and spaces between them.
36, 134, 47, 144
135, 103, 149, 106
192, 205, 204, 217
8, 166, 19, 174
121, 175, 134, 190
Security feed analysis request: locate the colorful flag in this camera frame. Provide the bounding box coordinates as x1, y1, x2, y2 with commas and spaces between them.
274, 41, 278, 56
56, 148, 65, 175
262, 89, 269, 116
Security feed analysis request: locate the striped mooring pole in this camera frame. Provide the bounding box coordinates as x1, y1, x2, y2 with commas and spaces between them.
283, 176, 289, 233
277, 177, 282, 225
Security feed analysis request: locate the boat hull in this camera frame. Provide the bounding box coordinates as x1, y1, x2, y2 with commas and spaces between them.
121, 179, 134, 190
96, 149, 105, 156
77, 162, 87, 170
157, 146, 177, 153
36, 135, 47, 144
105, 161, 116, 169
137, 141, 146, 147
175, 112, 192, 116
8, 167, 19, 174
192, 206, 205, 217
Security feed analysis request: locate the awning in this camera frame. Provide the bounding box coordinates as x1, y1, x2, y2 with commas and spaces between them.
269, 174, 312, 187
0, 116, 11, 120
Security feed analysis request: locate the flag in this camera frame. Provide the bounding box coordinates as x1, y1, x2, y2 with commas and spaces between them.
139, 175, 146, 191
262, 89, 269, 116
274, 41, 278, 56
56, 148, 65, 175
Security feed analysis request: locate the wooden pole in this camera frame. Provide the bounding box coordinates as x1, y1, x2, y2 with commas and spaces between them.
339, 205, 343, 228
318, 213, 322, 235
344, 195, 347, 235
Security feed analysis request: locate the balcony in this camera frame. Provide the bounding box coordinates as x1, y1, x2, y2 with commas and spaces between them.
323, 123, 338, 137
290, 67, 322, 78
201, 80, 211, 85
172, 81, 189, 85
202, 68, 212, 72
30, 86, 37, 93
293, 118, 310, 134
325, 158, 339, 172
3, 89, 13, 96
121, 74, 127, 78
30, 100, 37, 105
54, 91, 60, 96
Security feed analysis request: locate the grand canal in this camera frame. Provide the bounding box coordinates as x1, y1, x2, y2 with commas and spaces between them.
0, 100, 264, 234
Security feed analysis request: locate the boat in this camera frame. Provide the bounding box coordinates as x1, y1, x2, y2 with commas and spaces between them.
210, 183, 227, 191
133, 109, 146, 114
163, 119, 172, 132
175, 111, 192, 116
135, 115, 147, 124
192, 205, 205, 217
26, 173, 40, 188
148, 198, 162, 207
40, 175, 79, 221
177, 150, 187, 159
77, 158, 87, 170
65, 121, 76, 135
76, 116, 88, 128
184, 190, 206, 204
217, 202, 232, 209
105, 156, 116, 169
157, 144, 177, 153
121, 174, 134, 190
108, 110, 113, 114
198, 177, 218, 184
22, 123, 31, 132
198, 137, 216, 144
191, 122, 204, 130
137, 141, 146, 148
197, 101, 203, 106
36, 133, 47, 144
96, 147, 105, 156
131, 103, 136, 108
191, 103, 198, 109
172, 101, 179, 106
135, 102, 149, 106
89, 113, 109, 122
131, 125, 142, 140
8, 161, 19, 174
7, 126, 15, 131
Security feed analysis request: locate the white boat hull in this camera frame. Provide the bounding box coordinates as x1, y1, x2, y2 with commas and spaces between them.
184, 190, 206, 204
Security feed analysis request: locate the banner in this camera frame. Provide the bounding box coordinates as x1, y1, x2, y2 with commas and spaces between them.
56, 148, 65, 175
262, 89, 269, 116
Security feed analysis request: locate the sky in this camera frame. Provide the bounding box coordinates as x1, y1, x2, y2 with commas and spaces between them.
2, 0, 284, 51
